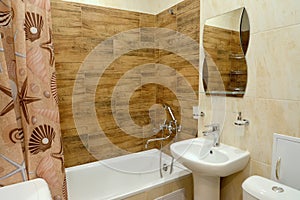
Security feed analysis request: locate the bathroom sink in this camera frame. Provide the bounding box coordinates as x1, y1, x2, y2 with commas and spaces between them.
170, 137, 250, 177
170, 137, 250, 200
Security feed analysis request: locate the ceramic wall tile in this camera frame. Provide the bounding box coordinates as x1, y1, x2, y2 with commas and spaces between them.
250, 159, 272, 179
220, 162, 250, 200
53, 0, 200, 167
201, 0, 243, 21
250, 98, 300, 164
220, 97, 255, 151
253, 25, 300, 100
65, 0, 185, 15
51, 1, 82, 37
200, 1, 300, 199
244, 0, 300, 34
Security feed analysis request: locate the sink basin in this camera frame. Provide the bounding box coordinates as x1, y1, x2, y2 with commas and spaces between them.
170, 137, 250, 200
171, 137, 250, 177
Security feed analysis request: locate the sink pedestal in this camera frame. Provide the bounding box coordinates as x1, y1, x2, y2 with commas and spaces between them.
193, 172, 220, 200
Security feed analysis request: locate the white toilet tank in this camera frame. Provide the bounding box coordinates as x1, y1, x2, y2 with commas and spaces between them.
242, 175, 300, 200
243, 134, 300, 200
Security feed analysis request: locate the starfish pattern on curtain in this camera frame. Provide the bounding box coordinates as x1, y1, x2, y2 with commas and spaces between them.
0, 0, 67, 199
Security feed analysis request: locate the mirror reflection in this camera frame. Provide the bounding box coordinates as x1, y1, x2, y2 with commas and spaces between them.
202, 8, 250, 97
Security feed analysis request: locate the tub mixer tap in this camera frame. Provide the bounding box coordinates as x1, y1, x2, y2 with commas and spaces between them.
145, 104, 181, 177
145, 105, 181, 148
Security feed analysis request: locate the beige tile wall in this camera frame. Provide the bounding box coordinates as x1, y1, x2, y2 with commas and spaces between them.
199, 0, 300, 199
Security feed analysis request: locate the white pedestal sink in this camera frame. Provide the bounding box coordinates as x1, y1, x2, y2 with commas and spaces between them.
170, 137, 250, 200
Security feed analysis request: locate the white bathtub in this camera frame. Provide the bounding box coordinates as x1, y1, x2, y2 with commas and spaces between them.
66, 149, 191, 200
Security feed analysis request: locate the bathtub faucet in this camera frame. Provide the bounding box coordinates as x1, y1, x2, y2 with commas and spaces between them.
164, 104, 176, 121
145, 137, 168, 149
145, 104, 181, 177
163, 104, 181, 135
145, 104, 181, 149
144, 126, 174, 149
159, 120, 181, 134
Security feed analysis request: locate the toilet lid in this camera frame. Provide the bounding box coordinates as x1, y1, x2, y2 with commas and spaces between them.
242, 176, 300, 200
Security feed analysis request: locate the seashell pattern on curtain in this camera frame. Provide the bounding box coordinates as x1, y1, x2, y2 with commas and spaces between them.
0, 0, 66, 199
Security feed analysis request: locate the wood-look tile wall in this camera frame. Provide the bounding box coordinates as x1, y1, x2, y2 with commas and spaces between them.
51, 0, 199, 167
203, 25, 247, 95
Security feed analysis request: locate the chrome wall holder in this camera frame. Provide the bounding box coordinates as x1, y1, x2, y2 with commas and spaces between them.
234, 112, 249, 126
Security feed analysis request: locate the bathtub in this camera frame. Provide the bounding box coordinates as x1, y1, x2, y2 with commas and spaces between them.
66, 149, 191, 200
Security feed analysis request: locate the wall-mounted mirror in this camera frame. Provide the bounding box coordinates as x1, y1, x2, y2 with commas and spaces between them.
202, 8, 250, 97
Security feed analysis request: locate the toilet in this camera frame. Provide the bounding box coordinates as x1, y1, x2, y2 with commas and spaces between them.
0, 178, 51, 200
242, 133, 300, 200
242, 175, 300, 200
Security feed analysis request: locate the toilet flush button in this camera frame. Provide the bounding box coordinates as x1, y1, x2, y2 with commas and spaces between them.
272, 186, 284, 193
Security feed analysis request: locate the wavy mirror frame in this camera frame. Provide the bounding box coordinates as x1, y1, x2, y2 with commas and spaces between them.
202, 8, 250, 97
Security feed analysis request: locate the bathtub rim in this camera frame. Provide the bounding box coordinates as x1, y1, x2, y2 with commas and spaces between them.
65, 148, 192, 200
65, 148, 190, 175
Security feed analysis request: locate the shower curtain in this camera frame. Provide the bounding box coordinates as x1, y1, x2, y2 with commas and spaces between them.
0, 0, 66, 199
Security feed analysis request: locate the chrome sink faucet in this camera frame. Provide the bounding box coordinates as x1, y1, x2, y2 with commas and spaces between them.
202, 123, 220, 147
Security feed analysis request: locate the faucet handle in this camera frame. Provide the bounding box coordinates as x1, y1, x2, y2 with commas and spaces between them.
159, 119, 167, 130
204, 123, 220, 131
177, 125, 182, 132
